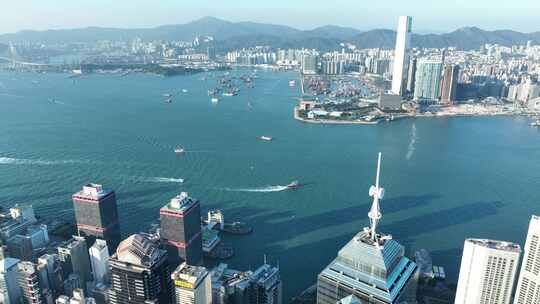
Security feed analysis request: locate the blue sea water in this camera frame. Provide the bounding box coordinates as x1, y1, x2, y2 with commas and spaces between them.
1, 69, 540, 300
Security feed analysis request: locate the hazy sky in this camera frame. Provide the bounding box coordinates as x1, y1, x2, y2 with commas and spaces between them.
1, 0, 539, 34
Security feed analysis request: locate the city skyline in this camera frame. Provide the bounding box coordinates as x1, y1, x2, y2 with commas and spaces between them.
1, 0, 540, 35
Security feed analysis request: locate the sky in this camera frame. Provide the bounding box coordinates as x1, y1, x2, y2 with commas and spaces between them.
1, 0, 539, 34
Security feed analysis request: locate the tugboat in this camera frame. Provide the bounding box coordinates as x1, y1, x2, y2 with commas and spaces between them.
174, 147, 185, 154
286, 180, 300, 189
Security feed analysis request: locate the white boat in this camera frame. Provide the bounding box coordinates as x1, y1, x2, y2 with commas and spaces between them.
289, 80, 296, 87
286, 180, 300, 189
531, 120, 540, 127
174, 147, 185, 154
182, 89, 188, 93
260, 136, 273, 141
211, 97, 219, 103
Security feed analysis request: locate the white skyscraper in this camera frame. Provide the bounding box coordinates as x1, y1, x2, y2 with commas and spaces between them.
514, 215, 540, 304
172, 263, 211, 304
391, 16, 413, 96
455, 239, 521, 304
89, 239, 109, 284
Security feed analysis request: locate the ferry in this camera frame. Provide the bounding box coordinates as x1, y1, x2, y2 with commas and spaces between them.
211, 97, 219, 103
286, 180, 300, 189
174, 147, 185, 154
260, 136, 273, 141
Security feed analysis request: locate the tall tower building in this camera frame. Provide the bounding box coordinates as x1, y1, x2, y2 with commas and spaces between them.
455, 239, 521, 304
406, 57, 417, 95
440, 64, 460, 104
72, 184, 121, 253
17, 261, 45, 304
414, 59, 443, 102
317, 153, 418, 304
58, 236, 92, 290
0, 256, 21, 304
160, 192, 203, 266
391, 16, 413, 96
108, 234, 172, 304
248, 262, 282, 304
89, 239, 109, 284
171, 262, 211, 304
514, 215, 540, 304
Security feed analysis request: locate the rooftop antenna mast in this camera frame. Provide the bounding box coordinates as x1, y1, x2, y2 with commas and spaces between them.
368, 152, 385, 242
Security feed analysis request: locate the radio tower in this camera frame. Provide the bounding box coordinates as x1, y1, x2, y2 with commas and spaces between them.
368, 152, 385, 242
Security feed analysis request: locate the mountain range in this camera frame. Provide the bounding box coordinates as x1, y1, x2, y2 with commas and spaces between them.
1, 16, 539, 51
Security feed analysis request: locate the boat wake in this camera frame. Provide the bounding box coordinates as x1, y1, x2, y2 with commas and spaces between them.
216, 185, 289, 193
0, 157, 82, 165
406, 123, 417, 161
140, 177, 185, 183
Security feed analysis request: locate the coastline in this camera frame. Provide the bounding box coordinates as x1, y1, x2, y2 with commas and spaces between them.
293, 107, 379, 125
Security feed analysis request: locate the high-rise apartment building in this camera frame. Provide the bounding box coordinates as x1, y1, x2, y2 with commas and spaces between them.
108, 234, 172, 304
72, 184, 121, 253
160, 192, 203, 266
172, 262, 211, 304
391, 16, 413, 96
440, 64, 460, 104
514, 215, 540, 304
317, 153, 418, 304
17, 261, 45, 304
414, 60, 443, 102
455, 238, 521, 304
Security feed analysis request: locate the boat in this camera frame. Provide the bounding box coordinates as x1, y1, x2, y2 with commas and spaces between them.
223, 91, 237, 97
165, 98, 172, 103
289, 80, 296, 87
260, 136, 273, 141
162, 93, 172, 98
531, 119, 540, 127
286, 180, 300, 189
174, 147, 185, 154
182, 89, 188, 93
211, 97, 219, 103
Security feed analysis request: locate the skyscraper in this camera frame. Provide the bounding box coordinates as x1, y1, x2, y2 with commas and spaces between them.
440, 64, 460, 104
72, 184, 121, 253
17, 261, 45, 304
406, 57, 417, 95
455, 238, 521, 304
248, 262, 282, 304
58, 236, 92, 290
414, 59, 443, 102
108, 234, 172, 304
89, 239, 109, 285
514, 215, 540, 304
391, 16, 413, 96
160, 192, 203, 266
317, 153, 418, 304
0, 256, 21, 304
171, 262, 211, 304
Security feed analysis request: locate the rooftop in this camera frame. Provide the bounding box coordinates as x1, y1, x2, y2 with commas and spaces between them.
73, 183, 113, 200
172, 262, 209, 288
116, 234, 162, 267
161, 192, 198, 213
466, 238, 521, 253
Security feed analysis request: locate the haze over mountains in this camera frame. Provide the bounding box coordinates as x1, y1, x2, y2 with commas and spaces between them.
1, 16, 539, 51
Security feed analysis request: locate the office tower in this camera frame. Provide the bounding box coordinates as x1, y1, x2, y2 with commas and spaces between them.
455, 239, 521, 304
160, 192, 203, 266
317, 153, 417, 304
514, 215, 540, 304
38, 254, 64, 298
72, 184, 121, 253
440, 65, 460, 104
89, 239, 109, 284
0, 256, 21, 304
248, 262, 282, 304
6, 234, 33, 261
108, 234, 172, 304
63, 274, 82, 298
391, 16, 413, 96
172, 262, 211, 304
58, 237, 92, 290
406, 57, 417, 95
17, 261, 45, 304
414, 59, 443, 102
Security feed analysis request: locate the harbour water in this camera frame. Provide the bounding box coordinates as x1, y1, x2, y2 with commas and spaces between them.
1, 69, 540, 300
